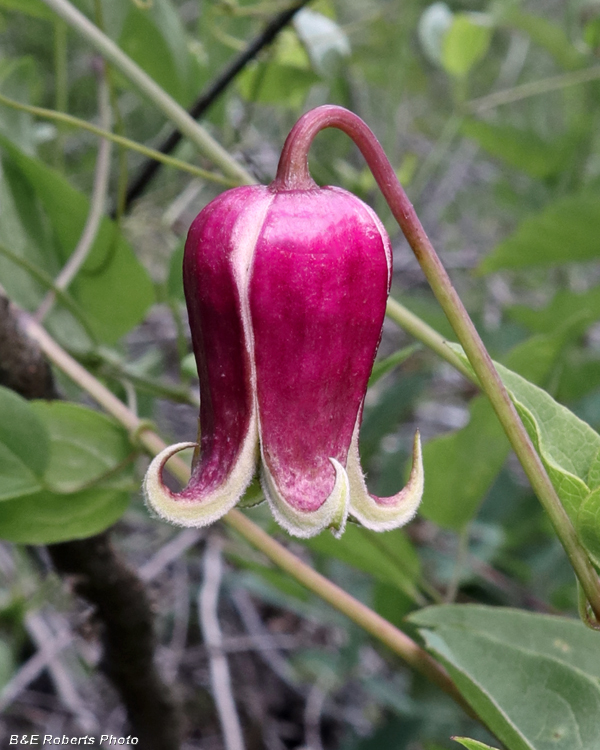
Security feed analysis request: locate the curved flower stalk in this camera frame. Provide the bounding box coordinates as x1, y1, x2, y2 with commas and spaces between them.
144, 114, 424, 539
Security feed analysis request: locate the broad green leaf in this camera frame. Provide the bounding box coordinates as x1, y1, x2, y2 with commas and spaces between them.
499, 8, 587, 71
0, 56, 40, 154
360, 374, 427, 464
453, 739, 499, 750
0, 136, 155, 346
237, 62, 320, 108
450, 345, 600, 522
372, 582, 414, 626
369, 343, 421, 386
0, 0, 54, 19
119, 0, 197, 105
420, 396, 508, 530
508, 285, 600, 336
29, 401, 135, 493
461, 119, 575, 180
479, 194, 600, 273
557, 350, 600, 403
0, 487, 129, 544
441, 14, 492, 78
0, 156, 59, 314
584, 17, 600, 50
420, 331, 567, 530
305, 523, 421, 602
410, 605, 600, 750
0, 387, 49, 501
577, 487, 600, 567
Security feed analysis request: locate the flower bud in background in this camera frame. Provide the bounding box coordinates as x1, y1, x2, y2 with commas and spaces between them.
144, 136, 423, 538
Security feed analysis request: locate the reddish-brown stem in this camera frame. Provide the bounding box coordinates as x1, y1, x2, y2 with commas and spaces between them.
274, 105, 600, 621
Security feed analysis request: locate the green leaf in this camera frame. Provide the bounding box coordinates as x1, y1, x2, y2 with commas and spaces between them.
29, 401, 135, 493
479, 194, 600, 273
237, 62, 320, 108
420, 331, 567, 530
461, 119, 575, 180
557, 351, 600, 402
410, 605, 600, 750
0, 136, 155, 347
304, 523, 422, 602
369, 343, 421, 386
0, 155, 59, 314
360, 374, 427, 464
0, 387, 49, 501
0, 487, 129, 544
499, 8, 587, 71
420, 396, 508, 530
441, 14, 492, 78
118, 0, 196, 105
577, 487, 600, 567
0, 56, 40, 153
453, 739, 499, 750
449, 345, 600, 522
509, 285, 600, 338
0, 0, 54, 19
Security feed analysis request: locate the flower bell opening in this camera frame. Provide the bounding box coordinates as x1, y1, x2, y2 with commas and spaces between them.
143, 108, 424, 538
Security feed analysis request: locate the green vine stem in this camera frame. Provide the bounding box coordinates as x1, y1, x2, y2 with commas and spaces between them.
468, 65, 600, 114
0, 92, 237, 187
20, 311, 477, 723
275, 104, 600, 621
37, 73, 113, 322
40, 0, 253, 186
386, 298, 474, 382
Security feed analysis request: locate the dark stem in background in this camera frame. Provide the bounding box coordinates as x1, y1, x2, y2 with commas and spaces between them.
120, 0, 311, 213
49, 536, 183, 750
0, 294, 183, 750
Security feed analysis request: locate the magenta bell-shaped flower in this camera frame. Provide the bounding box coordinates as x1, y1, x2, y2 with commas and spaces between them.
144, 118, 423, 538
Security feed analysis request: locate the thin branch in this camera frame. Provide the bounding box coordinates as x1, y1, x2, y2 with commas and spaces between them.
0, 242, 98, 344
139, 528, 203, 583
386, 297, 474, 381
25, 611, 98, 734
48, 533, 184, 750
303, 681, 328, 750
123, 0, 311, 209
231, 589, 300, 690
467, 65, 600, 113
0, 627, 72, 714
0, 91, 237, 186
41, 0, 253, 185
36, 72, 113, 322
199, 535, 246, 750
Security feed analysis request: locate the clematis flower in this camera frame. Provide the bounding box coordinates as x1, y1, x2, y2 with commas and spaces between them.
144, 127, 423, 539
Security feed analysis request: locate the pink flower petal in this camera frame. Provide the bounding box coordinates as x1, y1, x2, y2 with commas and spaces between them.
250, 187, 390, 527
144, 187, 273, 525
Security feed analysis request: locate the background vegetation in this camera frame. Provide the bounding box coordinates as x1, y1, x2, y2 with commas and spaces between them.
2, 0, 600, 748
